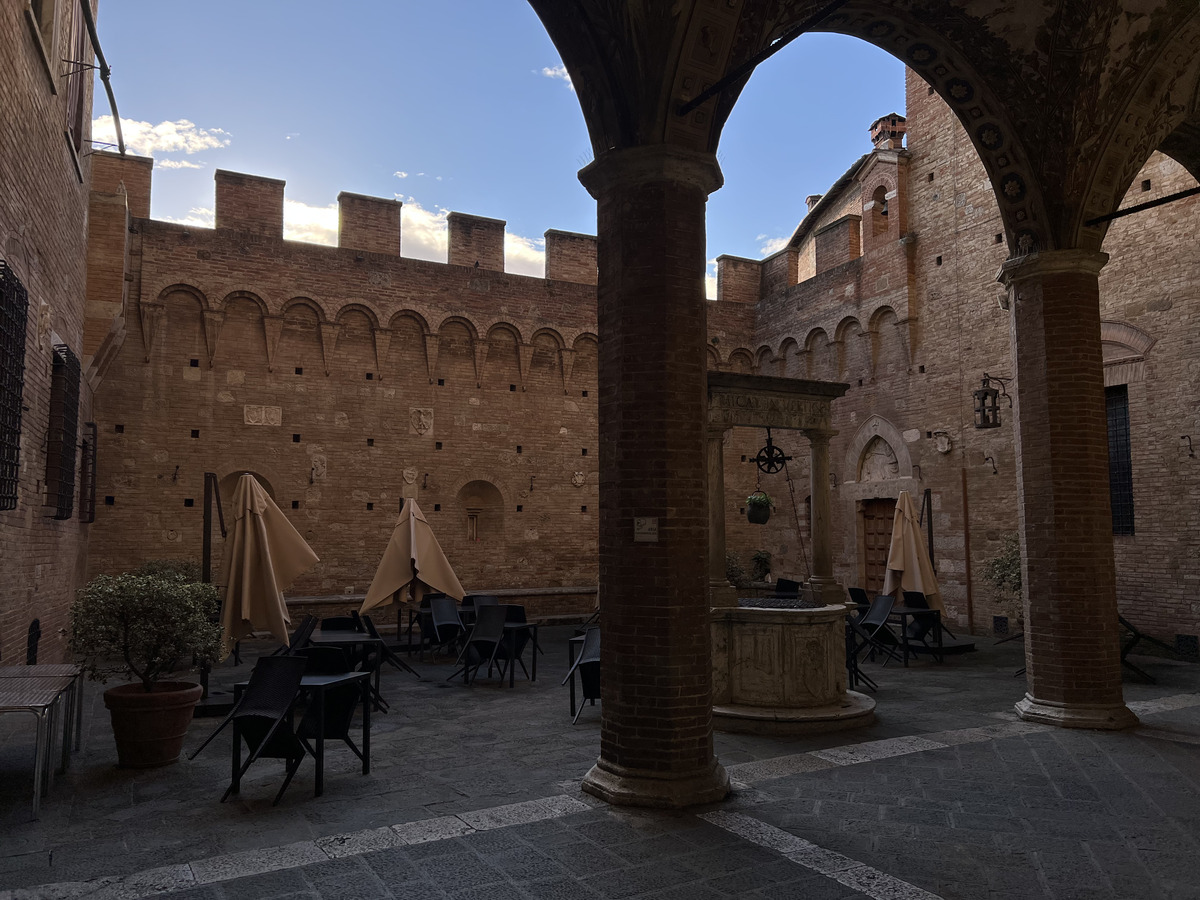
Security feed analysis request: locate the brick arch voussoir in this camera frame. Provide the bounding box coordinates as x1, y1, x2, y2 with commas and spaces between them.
531, 327, 566, 350
448, 474, 514, 508
706, 344, 722, 370
835, 316, 864, 342
281, 296, 327, 323
571, 332, 598, 352
436, 315, 480, 341
387, 309, 432, 334
484, 321, 525, 345
334, 302, 381, 329
153, 282, 210, 310
805, 6, 1052, 253
725, 347, 755, 370
867, 304, 898, 333
219, 290, 268, 318
804, 327, 830, 353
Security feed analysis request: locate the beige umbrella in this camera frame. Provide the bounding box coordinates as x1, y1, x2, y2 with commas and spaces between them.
882, 489, 944, 612
219, 473, 319, 655
360, 499, 464, 614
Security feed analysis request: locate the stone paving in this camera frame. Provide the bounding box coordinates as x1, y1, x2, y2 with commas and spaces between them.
2, 628, 1199, 899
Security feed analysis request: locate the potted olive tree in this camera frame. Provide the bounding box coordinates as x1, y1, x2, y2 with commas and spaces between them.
746, 490, 773, 525
70, 565, 222, 767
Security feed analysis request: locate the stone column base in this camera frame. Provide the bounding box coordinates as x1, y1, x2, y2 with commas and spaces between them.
714, 690, 875, 736
582, 756, 730, 809
1015, 693, 1139, 730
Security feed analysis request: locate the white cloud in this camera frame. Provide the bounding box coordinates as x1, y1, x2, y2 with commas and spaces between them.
156, 159, 203, 170
541, 65, 575, 92
759, 235, 789, 256
91, 116, 230, 157
706, 259, 718, 300
398, 198, 450, 262
394, 171, 409, 179
505, 233, 546, 278
162, 207, 215, 229
284, 199, 338, 246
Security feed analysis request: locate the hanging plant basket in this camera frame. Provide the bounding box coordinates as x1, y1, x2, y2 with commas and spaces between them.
746, 490, 772, 525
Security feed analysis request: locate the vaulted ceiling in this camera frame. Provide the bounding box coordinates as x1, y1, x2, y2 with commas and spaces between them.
528, 0, 1200, 251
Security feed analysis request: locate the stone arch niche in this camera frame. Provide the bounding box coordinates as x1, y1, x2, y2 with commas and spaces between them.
454, 479, 505, 546
843, 415, 914, 489
1100, 320, 1155, 387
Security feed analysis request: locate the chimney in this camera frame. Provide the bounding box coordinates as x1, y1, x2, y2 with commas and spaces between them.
869, 113, 907, 150
214, 170, 285, 237
805, 194, 823, 212
544, 229, 597, 284
338, 192, 401, 256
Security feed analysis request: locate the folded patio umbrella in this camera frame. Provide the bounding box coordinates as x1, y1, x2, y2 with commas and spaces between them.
219, 473, 319, 655
360, 499, 465, 614
882, 489, 945, 613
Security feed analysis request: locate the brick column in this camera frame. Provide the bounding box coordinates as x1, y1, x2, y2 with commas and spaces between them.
998, 250, 1137, 730
708, 426, 737, 608
577, 145, 730, 807
805, 429, 843, 606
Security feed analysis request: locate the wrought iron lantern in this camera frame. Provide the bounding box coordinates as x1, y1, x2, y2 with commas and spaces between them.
973, 373, 1011, 429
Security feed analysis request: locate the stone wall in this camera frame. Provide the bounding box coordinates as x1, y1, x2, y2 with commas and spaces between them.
0, 1, 98, 665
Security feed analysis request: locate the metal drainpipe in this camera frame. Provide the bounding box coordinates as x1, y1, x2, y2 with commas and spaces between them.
78, 0, 124, 155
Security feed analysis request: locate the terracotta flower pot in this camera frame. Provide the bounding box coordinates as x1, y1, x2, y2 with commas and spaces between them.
103, 681, 203, 768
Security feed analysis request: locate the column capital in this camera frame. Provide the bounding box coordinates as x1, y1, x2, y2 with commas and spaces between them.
996, 249, 1109, 288
579, 145, 723, 200
802, 428, 837, 444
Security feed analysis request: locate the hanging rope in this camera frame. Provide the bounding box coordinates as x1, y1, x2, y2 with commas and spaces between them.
781, 454, 812, 581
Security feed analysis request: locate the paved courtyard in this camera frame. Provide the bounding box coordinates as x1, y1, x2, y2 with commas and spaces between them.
2, 628, 1200, 899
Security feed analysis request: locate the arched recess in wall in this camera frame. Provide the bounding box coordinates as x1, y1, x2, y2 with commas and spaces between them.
836, 317, 867, 384
436, 317, 477, 387
843, 415, 914, 486
277, 299, 325, 376
384, 311, 429, 383
869, 306, 907, 379
157, 286, 207, 365
213, 291, 268, 371
778, 338, 802, 379
217, 469, 277, 503
484, 323, 523, 389
870, 185, 889, 236
705, 344, 721, 371
1100, 320, 1155, 387
726, 349, 754, 374
529, 328, 564, 392
571, 334, 598, 393
333, 306, 377, 380
805, 329, 836, 381
455, 479, 505, 543
755, 346, 779, 377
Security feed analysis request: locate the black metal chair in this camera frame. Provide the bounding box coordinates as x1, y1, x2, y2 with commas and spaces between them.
494, 604, 534, 681
320, 615, 361, 632
845, 618, 877, 692
449, 604, 508, 683
847, 586, 871, 611
189, 655, 309, 806
424, 597, 466, 659
463, 594, 500, 608
269, 614, 318, 657
361, 614, 420, 678
562, 626, 600, 723
850, 595, 903, 667
297, 645, 353, 675
898, 591, 945, 662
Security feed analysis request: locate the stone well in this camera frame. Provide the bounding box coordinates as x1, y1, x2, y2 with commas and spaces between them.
712, 602, 875, 735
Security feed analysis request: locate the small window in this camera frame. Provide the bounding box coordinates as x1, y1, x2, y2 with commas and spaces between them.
191, 429, 200, 439
435, 441, 443, 450
293, 434, 301, 443
434, 503, 441, 511
184, 498, 194, 508
466, 512, 478, 542
935, 256, 943, 266
295, 367, 303, 375
927, 173, 935, 183
365, 372, 373, 380
0, 261, 30, 511
366, 502, 374, 510
516, 446, 522, 454
581, 506, 587, 513
582, 390, 588, 397
581, 448, 587, 457
437, 378, 445, 386
114, 423, 124, 434
104, 495, 115, 506
366, 438, 374, 447
1107, 385, 1135, 535
994, 233, 1003, 244
509, 384, 516, 392
516, 505, 523, 512
1141, 180, 1151, 192
189, 359, 199, 368
45, 343, 81, 519
291, 500, 300, 509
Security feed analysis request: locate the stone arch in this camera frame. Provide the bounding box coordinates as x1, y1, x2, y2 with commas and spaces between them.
332, 306, 376, 379
778, 337, 803, 379
159, 286, 206, 364
835, 316, 867, 382
483, 322, 522, 387
1101, 320, 1156, 387
529, 329, 564, 391
705, 344, 721, 371
869, 306, 907, 377
276, 300, 324, 375
212, 292, 267, 369
805, 328, 836, 381
219, 290, 268, 318
571, 333, 598, 392
754, 345, 778, 376
454, 479, 507, 543
437, 315, 479, 342
384, 311, 429, 383
436, 317, 477, 386
843, 415, 913, 484
531, 327, 566, 351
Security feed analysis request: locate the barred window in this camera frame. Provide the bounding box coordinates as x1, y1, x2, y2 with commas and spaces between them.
0, 261, 29, 510
1106, 385, 1134, 535
45, 343, 80, 519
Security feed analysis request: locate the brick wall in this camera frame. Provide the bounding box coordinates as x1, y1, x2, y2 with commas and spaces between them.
447, 212, 505, 272
544, 230, 597, 285
215, 170, 284, 237
0, 0, 98, 665
338, 192, 401, 257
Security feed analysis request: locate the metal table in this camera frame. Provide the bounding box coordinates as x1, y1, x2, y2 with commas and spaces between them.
0, 674, 77, 818
0, 664, 84, 753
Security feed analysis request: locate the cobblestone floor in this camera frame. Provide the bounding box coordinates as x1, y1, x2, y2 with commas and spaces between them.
2, 628, 1198, 899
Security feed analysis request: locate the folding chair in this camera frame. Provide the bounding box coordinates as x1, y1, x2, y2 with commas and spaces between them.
360, 614, 421, 678
189, 655, 308, 806
562, 626, 600, 723
899, 592, 944, 662
320, 615, 361, 632
850, 595, 903, 667
845, 618, 877, 692
448, 605, 508, 683
269, 614, 318, 657
903, 590, 956, 639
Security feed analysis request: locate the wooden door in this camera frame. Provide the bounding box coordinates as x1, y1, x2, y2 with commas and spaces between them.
861, 498, 897, 594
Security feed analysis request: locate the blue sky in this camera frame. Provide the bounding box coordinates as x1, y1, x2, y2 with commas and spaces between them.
92, 2, 905, 292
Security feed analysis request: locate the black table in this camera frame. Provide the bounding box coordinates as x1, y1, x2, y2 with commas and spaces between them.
233, 670, 370, 798
887, 605, 944, 666
504, 622, 539, 687
307, 631, 390, 709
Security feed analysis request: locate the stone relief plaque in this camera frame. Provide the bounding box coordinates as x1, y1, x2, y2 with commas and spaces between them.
708, 389, 832, 431
403, 467, 418, 485
410, 408, 433, 435
571, 471, 586, 487
243, 405, 282, 426
860, 436, 899, 482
